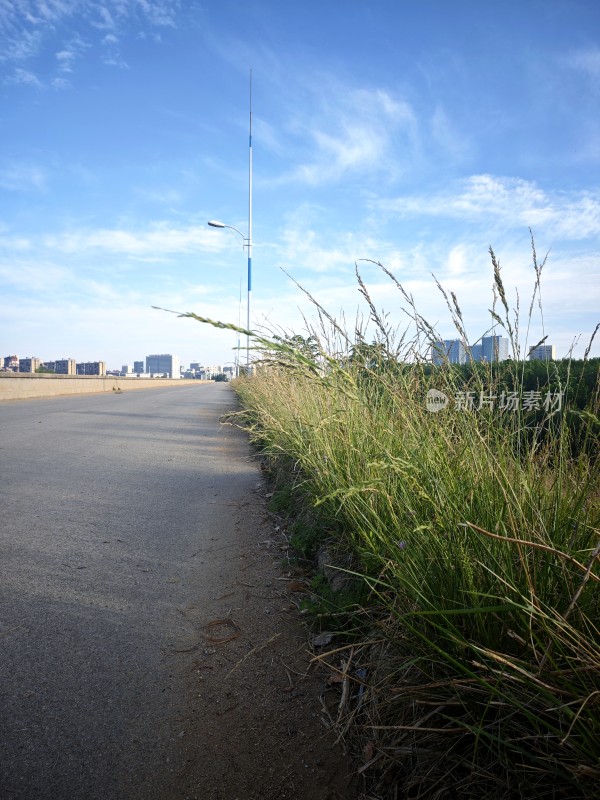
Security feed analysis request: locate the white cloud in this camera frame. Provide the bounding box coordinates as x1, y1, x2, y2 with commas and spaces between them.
564, 46, 600, 82
376, 175, 600, 240
271, 85, 418, 186
102, 54, 130, 68
276, 205, 408, 276
0, 27, 42, 63
0, 160, 47, 191
89, 3, 116, 30
3, 66, 43, 87
0, 0, 180, 81
134, 0, 178, 28
279, 228, 355, 274
132, 186, 182, 205
268, 223, 600, 361
56, 35, 89, 73
0, 259, 71, 291
0, 235, 32, 251
39, 222, 223, 256
0, 298, 240, 367
446, 243, 469, 276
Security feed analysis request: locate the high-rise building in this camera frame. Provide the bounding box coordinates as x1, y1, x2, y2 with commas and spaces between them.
133, 361, 144, 373
528, 344, 555, 361
481, 335, 509, 363
54, 358, 76, 375
433, 335, 509, 365
19, 357, 41, 373
467, 344, 482, 363
145, 354, 181, 378
77, 361, 106, 376
431, 340, 466, 365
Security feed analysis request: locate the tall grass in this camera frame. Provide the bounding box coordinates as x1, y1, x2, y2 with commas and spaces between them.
181, 242, 599, 798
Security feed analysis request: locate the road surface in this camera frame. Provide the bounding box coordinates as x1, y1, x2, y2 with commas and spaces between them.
0, 384, 355, 800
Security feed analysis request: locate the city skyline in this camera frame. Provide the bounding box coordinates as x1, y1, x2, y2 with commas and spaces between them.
2, 350, 220, 374
7, 335, 591, 377
432, 335, 511, 366
1, 1, 599, 366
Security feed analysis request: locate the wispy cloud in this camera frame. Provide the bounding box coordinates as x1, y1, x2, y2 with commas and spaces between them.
56, 34, 89, 75
89, 3, 117, 31
289, 244, 600, 360
0, 258, 71, 291
279, 227, 358, 274
275, 203, 407, 275
3, 66, 43, 87
0, 160, 47, 191
41, 221, 221, 256
0, 0, 180, 84
375, 175, 600, 240
134, 0, 179, 28
445, 243, 469, 276
271, 84, 418, 186
564, 46, 600, 83
0, 26, 42, 63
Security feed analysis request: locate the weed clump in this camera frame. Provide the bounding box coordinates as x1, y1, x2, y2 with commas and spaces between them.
186, 239, 600, 799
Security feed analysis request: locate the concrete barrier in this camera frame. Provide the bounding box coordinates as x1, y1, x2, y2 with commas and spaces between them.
0, 373, 208, 401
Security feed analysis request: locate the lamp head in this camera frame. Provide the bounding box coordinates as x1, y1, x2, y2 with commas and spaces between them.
207, 220, 226, 228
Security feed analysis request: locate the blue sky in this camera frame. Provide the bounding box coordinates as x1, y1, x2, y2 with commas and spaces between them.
1, 0, 599, 370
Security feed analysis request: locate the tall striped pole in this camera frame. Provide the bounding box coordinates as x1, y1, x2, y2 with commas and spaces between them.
247, 69, 253, 370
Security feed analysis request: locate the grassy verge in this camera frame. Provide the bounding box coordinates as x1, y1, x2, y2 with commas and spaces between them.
182, 241, 600, 798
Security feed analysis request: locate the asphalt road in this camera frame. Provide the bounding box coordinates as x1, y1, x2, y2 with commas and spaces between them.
0, 383, 260, 800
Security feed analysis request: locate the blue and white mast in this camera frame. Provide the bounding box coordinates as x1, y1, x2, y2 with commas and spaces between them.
246, 68, 252, 370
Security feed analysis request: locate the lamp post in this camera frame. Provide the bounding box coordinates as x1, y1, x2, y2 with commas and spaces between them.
207, 220, 250, 372
208, 71, 253, 372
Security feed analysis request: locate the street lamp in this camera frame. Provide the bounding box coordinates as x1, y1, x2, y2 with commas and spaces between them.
207, 221, 251, 373
208, 71, 253, 371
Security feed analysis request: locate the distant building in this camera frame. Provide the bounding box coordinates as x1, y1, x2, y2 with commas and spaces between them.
121, 365, 133, 375
77, 361, 106, 376
54, 358, 77, 375
468, 344, 482, 363
197, 364, 223, 380
145, 354, 181, 378
3, 355, 18, 371
432, 340, 466, 365
528, 344, 555, 361
433, 335, 508, 365
19, 357, 41, 373
133, 361, 145, 373
481, 335, 509, 363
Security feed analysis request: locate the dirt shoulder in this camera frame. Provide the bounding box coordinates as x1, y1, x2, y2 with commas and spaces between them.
154, 477, 360, 800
